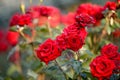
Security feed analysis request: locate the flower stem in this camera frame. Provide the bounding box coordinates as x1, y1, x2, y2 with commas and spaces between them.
47, 17, 52, 37
18, 27, 28, 42
76, 51, 80, 61
30, 42, 38, 58
29, 0, 32, 5
55, 60, 68, 80
20, 0, 25, 14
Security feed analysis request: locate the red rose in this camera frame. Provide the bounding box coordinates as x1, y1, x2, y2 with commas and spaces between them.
90, 56, 115, 80
79, 27, 87, 42
101, 44, 120, 72
9, 13, 20, 27
28, 5, 61, 27
65, 33, 84, 51
76, 3, 104, 26
75, 13, 95, 27
55, 33, 68, 51
9, 13, 32, 27
36, 39, 61, 64
63, 23, 80, 35
104, 1, 116, 10
39, 6, 51, 17
18, 14, 32, 26
6, 31, 19, 46
101, 43, 119, 59
27, 6, 40, 18
38, 6, 61, 27
63, 23, 87, 51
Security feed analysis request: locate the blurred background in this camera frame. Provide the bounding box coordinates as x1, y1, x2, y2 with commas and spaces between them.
0, 0, 115, 28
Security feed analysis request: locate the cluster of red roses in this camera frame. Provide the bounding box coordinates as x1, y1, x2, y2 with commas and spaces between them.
35, 0, 119, 64
90, 44, 120, 80
10, 5, 61, 27
62, 1, 118, 27
9, 0, 119, 28
36, 13, 94, 64
3, 0, 120, 79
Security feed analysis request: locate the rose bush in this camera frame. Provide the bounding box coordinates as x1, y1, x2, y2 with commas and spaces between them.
0, 0, 120, 80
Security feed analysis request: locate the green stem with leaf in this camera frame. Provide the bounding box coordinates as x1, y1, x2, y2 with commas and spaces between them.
55, 60, 68, 80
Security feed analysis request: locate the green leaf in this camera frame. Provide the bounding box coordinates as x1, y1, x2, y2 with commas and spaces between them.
110, 74, 120, 80
83, 72, 97, 80
117, 9, 120, 18
10, 26, 18, 32
22, 27, 32, 37
29, 41, 41, 47
47, 66, 58, 71
0, 76, 4, 80
35, 26, 48, 33
79, 73, 87, 80
107, 26, 112, 35
85, 50, 94, 56
114, 21, 120, 28
27, 69, 38, 80
7, 65, 18, 76
70, 60, 82, 75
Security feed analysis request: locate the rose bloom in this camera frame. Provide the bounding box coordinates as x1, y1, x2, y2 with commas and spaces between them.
39, 6, 51, 17
63, 23, 87, 51
36, 39, 61, 64
6, 31, 19, 46
65, 32, 84, 51
76, 3, 104, 26
18, 14, 32, 26
101, 43, 119, 59
75, 13, 95, 27
101, 43, 120, 72
55, 33, 68, 52
9, 14, 20, 27
90, 56, 115, 80
63, 23, 87, 41
9, 13, 32, 27
27, 6, 40, 18
61, 12, 76, 26
28, 6, 61, 27
63, 23, 81, 35
104, 1, 116, 10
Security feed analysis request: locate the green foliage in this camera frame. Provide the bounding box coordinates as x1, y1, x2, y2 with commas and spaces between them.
22, 27, 32, 37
